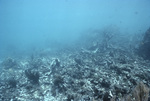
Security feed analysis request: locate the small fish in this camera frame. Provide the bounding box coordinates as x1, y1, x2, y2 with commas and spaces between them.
141, 41, 145, 45
134, 11, 138, 15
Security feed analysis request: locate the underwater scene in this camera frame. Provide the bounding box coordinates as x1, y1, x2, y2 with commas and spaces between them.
0, 0, 150, 101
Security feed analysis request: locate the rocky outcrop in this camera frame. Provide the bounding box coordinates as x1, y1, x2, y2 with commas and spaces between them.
138, 27, 150, 60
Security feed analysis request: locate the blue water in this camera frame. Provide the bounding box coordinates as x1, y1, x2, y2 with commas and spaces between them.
0, 0, 150, 58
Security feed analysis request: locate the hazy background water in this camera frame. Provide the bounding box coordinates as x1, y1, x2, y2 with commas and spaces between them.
0, 0, 150, 58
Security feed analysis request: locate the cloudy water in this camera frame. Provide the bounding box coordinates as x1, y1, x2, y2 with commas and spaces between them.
0, 0, 150, 58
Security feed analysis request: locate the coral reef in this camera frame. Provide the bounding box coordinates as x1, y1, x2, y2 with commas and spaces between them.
0, 27, 150, 100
